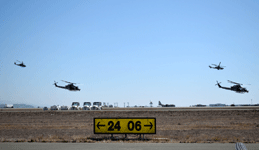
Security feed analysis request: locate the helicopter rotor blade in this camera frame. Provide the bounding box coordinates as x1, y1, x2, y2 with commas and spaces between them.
243, 84, 251, 86
61, 80, 73, 84
211, 64, 217, 66
228, 80, 242, 85
61, 80, 80, 85
72, 82, 82, 85
16, 60, 21, 63
219, 62, 221, 66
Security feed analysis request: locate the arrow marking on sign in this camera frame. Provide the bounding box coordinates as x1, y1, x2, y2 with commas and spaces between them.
144, 122, 153, 129
97, 122, 105, 129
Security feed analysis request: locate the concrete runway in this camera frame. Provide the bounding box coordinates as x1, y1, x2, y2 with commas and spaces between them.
1, 143, 259, 150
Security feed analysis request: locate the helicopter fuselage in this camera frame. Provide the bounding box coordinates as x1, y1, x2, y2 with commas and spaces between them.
54, 83, 80, 91
216, 82, 248, 93
216, 66, 224, 70
209, 62, 225, 70
14, 62, 26, 67
209, 66, 224, 70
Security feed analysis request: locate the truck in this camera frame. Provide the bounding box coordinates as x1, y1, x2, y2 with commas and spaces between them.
70, 102, 80, 110
92, 102, 102, 110
83, 102, 92, 110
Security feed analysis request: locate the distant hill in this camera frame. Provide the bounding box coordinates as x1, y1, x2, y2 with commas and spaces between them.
13, 104, 34, 108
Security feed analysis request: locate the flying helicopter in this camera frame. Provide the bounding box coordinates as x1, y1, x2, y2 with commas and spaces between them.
54, 80, 81, 91
209, 62, 225, 70
14, 60, 26, 67
215, 80, 249, 93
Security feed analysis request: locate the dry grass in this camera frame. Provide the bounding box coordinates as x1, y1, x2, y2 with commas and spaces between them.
0, 109, 259, 143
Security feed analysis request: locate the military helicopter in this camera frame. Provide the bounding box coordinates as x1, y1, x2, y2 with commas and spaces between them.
209, 62, 225, 70
215, 80, 249, 93
54, 80, 81, 91
14, 60, 26, 67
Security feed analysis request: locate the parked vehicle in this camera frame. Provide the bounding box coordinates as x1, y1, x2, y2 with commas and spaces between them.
50, 105, 58, 110
83, 102, 91, 110
60, 105, 68, 110
92, 102, 102, 110
70, 102, 80, 110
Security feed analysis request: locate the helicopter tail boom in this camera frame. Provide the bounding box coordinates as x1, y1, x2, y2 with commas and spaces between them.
216, 81, 232, 91
215, 81, 221, 88
53, 81, 63, 88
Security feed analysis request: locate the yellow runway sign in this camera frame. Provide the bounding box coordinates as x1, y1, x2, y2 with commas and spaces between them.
94, 118, 156, 134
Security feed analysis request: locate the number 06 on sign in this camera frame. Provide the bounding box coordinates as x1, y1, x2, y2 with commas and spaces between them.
94, 118, 156, 134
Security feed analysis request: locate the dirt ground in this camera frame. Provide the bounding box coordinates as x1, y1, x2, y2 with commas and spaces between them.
0, 108, 259, 143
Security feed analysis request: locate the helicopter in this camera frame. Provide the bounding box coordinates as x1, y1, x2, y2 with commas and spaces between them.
14, 60, 26, 67
215, 80, 249, 93
54, 80, 81, 91
209, 62, 225, 70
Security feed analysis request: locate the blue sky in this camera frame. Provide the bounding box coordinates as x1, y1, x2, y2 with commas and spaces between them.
0, 0, 259, 107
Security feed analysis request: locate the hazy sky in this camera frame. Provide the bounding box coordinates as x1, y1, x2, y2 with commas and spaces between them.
0, 0, 259, 107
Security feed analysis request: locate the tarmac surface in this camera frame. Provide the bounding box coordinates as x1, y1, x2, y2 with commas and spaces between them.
1, 143, 259, 150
